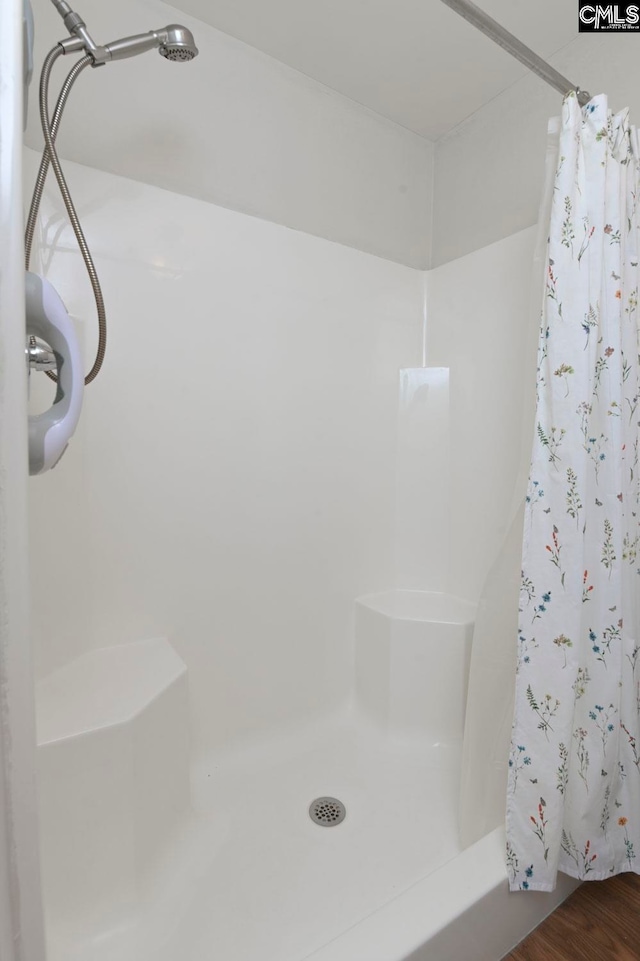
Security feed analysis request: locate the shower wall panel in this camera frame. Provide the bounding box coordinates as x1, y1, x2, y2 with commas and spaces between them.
427, 225, 538, 603
27, 0, 433, 269
26, 148, 424, 753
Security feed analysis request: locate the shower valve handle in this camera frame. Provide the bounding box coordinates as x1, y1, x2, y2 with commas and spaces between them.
26, 339, 57, 372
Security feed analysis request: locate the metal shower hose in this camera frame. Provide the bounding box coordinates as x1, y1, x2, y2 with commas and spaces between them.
25, 45, 106, 385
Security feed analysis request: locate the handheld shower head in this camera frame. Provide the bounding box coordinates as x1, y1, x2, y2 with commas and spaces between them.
50, 4, 199, 65
157, 25, 198, 62
101, 24, 199, 64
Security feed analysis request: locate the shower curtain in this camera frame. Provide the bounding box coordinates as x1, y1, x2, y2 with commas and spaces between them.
506, 92, 640, 892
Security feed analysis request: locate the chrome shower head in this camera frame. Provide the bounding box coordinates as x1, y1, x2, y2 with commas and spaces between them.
50, 4, 199, 65
157, 25, 199, 62
98, 24, 199, 64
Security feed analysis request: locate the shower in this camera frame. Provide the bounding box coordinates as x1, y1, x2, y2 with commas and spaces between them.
25, 0, 198, 473
8, 0, 615, 957
48, 2, 198, 64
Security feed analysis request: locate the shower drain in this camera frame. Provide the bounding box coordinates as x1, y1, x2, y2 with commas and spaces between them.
309, 796, 346, 826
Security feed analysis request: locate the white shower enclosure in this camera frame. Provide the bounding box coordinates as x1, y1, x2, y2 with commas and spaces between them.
4, 0, 587, 958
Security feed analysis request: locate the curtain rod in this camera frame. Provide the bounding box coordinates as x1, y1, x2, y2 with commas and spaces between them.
439, 0, 591, 106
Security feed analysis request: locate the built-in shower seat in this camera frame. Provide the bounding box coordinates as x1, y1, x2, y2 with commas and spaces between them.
36, 638, 190, 939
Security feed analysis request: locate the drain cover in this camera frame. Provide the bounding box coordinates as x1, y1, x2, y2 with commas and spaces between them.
309, 796, 346, 826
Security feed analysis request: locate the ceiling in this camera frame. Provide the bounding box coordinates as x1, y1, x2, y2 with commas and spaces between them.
173, 0, 579, 140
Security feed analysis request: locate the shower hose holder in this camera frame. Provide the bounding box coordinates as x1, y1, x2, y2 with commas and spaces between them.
26, 272, 83, 475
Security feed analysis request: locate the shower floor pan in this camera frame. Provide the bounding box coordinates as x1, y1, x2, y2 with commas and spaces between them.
39, 593, 577, 960
43, 708, 576, 961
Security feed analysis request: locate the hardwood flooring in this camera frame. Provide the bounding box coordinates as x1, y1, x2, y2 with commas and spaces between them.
503, 872, 640, 960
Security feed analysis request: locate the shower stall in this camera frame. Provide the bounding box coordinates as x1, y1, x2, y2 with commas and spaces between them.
1, 0, 597, 958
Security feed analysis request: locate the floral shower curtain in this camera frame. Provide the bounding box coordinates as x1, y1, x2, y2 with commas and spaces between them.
506, 92, 640, 892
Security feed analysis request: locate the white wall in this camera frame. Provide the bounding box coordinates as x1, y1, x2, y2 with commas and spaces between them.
427, 226, 539, 603
27, 136, 545, 752
433, 33, 640, 266
393, 365, 451, 593
30, 0, 626, 759
27, 0, 433, 270
26, 148, 424, 753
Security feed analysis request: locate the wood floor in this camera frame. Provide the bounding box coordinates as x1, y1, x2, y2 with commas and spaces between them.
503, 872, 640, 960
